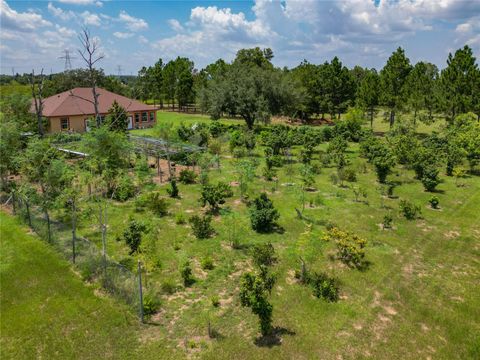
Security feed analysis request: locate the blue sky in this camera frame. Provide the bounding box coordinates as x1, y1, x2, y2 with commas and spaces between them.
1, 0, 479, 75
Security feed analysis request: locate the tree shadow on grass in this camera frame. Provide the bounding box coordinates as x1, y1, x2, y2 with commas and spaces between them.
209, 329, 225, 340
254, 327, 296, 348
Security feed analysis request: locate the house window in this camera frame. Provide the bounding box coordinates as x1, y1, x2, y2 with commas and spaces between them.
142, 112, 148, 122
60, 117, 69, 130
98, 115, 105, 123
149, 112, 155, 121
135, 113, 140, 123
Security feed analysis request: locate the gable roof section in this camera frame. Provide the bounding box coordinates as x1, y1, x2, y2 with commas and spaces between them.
39, 87, 155, 117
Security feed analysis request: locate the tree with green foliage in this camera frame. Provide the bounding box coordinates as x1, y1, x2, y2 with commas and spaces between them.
356, 69, 379, 128
180, 260, 194, 286
122, 219, 147, 255
380, 47, 412, 128
249, 193, 280, 233
104, 100, 128, 132
327, 136, 348, 169
21, 139, 67, 242
0, 117, 22, 190
235, 159, 257, 200
200, 182, 233, 213
82, 126, 131, 194
167, 177, 179, 198
421, 164, 440, 192
403, 61, 439, 125
372, 143, 396, 184
239, 271, 275, 336
251, 242, 277, 268
440, 46, 480, 121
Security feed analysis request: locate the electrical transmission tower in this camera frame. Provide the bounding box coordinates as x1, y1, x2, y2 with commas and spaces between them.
116, 65, 123, 77
59, 49, 76, 71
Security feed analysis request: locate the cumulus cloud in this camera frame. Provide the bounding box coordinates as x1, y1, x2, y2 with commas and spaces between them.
47, 2, 75, 21
118, 10, 148, 31
168, 19, 184, 32
0, 0, 52, 32
151, 0, 480, 68
57, 0, 103, 6
81, 10, 101, 26
113, 31, 134, 39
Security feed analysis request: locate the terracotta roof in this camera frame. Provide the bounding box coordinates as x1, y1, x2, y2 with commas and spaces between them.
37, 87, 156, 117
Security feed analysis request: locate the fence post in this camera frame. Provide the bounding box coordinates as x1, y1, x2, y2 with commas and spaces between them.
11, 191, 16, 215
138, 260, 144, 323
71, 200, 76, 264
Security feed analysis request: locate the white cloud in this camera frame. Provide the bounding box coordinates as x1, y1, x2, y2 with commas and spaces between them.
81, 10, 101, 26
47, 2, 75, 21
150, 0, 480, 69
138, 35, 148, 44
168, 19, 184, 32
118, 10, 148, 31
57, 0, 103, 6
0, 0, 52, 32
113, 31, 134, 39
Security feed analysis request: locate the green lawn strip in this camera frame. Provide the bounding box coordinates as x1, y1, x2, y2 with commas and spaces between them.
0, 212, 140, 360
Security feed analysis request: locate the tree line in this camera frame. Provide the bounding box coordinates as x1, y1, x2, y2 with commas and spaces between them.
1, 44, 479, 133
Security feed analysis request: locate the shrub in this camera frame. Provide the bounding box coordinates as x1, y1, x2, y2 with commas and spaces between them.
137, 192, 169, 216
323, 227, 367, 268
200, 182, 233, 213
179, 169, 197, 184
180, 260, 194, 287
189, 214, 215, 239
161, 279, 177, 294
429, 196, 439, 209
262, 166, 277, 181
118, 256, 135, 271
249, 193, 280, 233
239, 272, 274, 336
251, 243, 277, 268
343, 168, 357, 182
167, 177, 179, 198
309, 272, 339, 302
399, 200, 421, 220
211, 295, 220, 307
122, 219, 147, 255
421, 165, 440, 192
201, 256, 215, 270
143, 293, 161, 316
383, 214, 393, 229
112, 175, 136, 201
175, 213, 186, 225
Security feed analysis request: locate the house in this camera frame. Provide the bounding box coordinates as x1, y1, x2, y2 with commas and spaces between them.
35, 87, 157, 133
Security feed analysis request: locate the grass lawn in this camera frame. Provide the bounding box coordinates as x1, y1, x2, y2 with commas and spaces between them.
4, 110, 480, 359
72, 138, 479, 358
0, 212, 141, 360
131, 111, 242, 137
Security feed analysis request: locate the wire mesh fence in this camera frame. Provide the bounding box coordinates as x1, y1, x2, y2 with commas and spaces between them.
12, 196, 142, 315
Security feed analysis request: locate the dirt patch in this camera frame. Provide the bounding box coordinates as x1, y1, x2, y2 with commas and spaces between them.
444, 230, 460, 239
285, 269, 297, 285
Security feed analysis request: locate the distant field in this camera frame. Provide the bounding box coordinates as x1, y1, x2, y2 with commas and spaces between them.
0, 83, 30, 97
0, 212, 140, 360
131, 110, 446, 138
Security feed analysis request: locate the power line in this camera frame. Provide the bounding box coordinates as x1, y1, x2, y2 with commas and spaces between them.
58, 49, 76, 71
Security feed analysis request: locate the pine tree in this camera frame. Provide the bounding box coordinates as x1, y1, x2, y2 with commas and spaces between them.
356, 69, 379, 128
380, 47, 412, 128
440, 45, 480, 122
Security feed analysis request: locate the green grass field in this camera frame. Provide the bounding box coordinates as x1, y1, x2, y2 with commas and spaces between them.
0, 213, 141, 359
2, 111, 479, 359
